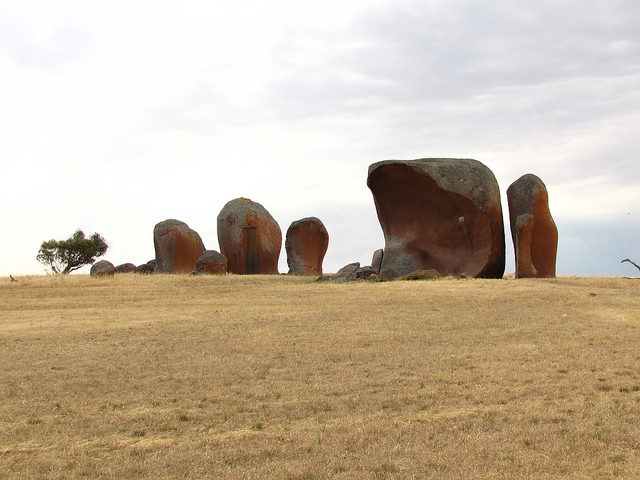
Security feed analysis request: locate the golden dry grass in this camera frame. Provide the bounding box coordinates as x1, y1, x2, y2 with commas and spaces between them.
1, 273, 639, 479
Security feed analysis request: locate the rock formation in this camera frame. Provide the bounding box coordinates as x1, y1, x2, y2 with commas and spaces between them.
371, 249, 383, 274
367, 158, 505, 279
285, 217, 329, 275
322, 262, 382, 282
135, 261, 155, 274
217, 198, 282, 274
115, 263, 137, 273
196, 250, 228, 275
507, 174, 558, 278
153, 219, 205, 273
90, 260, 115, 277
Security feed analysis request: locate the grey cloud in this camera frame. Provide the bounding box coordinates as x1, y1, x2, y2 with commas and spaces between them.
267, 0, 640, 113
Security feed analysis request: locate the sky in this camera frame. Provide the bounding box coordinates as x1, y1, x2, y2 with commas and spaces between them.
1, 0, 639, 276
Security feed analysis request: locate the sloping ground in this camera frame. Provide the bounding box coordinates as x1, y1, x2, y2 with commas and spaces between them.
1, 274, 639, 479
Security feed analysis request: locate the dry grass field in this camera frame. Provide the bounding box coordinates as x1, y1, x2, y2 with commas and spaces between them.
1, 273, 639, 479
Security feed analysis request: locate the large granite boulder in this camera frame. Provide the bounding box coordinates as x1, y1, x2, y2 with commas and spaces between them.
286, 217, 329, 275
196, 250, 228, 275
367, 158, 505, 279
153, 219, 205, 273
507, 174, 558, 278
90, 260, 115, 277
217, 198, 282, 274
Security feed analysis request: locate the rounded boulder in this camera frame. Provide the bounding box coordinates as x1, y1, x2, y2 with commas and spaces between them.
153, 219, 205, 273
196, 250, 228, 275
217, 198, 282, 274
285, 217, 329, 276
90, 260, 115, 277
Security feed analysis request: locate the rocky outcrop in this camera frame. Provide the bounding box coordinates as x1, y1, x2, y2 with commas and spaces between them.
90, 260, 115, 277
326, 262, 360, 282
285, 217, 329, 275
367, 158, 505, 279
322, 262, 382, 282
153, 219, 205, 273
507, 174, 558, 278
115, 263, 137, 273
196, 250, 228, 275
217, 198, 282, 274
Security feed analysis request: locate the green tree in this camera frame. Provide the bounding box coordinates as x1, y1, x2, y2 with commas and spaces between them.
37, 230, 108, 274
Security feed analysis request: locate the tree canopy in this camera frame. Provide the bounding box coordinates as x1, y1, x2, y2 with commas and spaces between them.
36, 230, 108, 274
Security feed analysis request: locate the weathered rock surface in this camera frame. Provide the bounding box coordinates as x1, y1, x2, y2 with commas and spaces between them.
136, 263, 154, 274
322, 262, 382, 282
507, 174, 558, 278
367, 158, 505, 279
286, 217, 329, 276
371, 249, 384, 273
326, 262, 360, 282
196, 250, 228, 275
356, 265, 379, 280
90, 260, 115, 277
217, 198, 282, 274
153, 219, 205, 273
115, 263, 137, 273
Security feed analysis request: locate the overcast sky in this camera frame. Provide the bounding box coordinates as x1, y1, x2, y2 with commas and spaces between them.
1, 0, 639, 276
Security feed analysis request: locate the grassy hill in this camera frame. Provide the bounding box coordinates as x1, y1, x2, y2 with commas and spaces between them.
1, 274, 639, 479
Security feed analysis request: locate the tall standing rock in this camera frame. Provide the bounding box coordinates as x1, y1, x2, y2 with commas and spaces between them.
153, 219, 205, 273
217, 198, 282, 274
286, 217, 329, 275
367, 158, 505, 279
507, 174, 558, 278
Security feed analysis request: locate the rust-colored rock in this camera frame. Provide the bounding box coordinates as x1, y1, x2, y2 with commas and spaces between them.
196, 250, 228, 275
507, 174, 558, 278
217, 198, 282, 274
153, 219, 205, 273
90, 260, 115, 277
285, 217, 329, 275
367, 158, 505, 279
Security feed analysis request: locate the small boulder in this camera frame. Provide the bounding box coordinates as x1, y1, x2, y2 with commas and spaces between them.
286, 217, 329, 276
356, 265, 378, 280
90, 260, 115, 277
507, 174, 558, 278
196, 250, 228, 275
136, 262, 155, 274
327, 262, 360, 282
371, 249, 384, 273
154, 219, 206, 273
217, 197, 282, 274
115, 263, 137, 273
